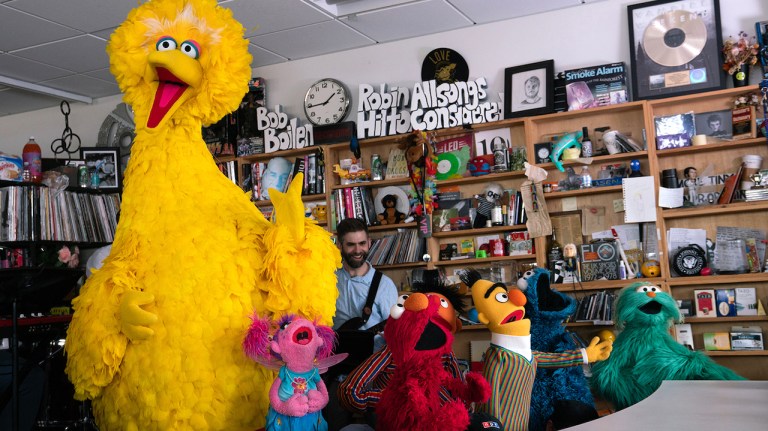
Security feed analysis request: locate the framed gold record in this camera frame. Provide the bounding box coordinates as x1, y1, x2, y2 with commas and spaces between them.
628, 0, 724, 100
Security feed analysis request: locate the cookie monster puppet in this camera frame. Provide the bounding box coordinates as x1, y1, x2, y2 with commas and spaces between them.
591, 282, 745, 411
517, 268, 595, 431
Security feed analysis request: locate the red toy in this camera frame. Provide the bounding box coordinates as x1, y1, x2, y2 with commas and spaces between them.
377, 293, 490, 431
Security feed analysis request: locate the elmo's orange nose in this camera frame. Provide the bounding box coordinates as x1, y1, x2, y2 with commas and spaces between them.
404, 292, 429, 311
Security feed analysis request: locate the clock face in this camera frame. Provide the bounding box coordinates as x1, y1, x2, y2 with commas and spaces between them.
304, 78, 350, 126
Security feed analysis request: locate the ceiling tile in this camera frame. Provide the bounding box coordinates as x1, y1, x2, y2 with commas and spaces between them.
41, 74, 119, 99
447, 0, 607, 23
248, 43, 289, 68
250, 20, 373, 60
12, 35, 108, 74
7, 0, 136, 32
0, 53, 72, 82
223, 0, 331, 37
342, 0, 472, 42
92, 27, 115, 41
0, 4, 80, 51
83, 68, 116, 84
0, 87, 62, 117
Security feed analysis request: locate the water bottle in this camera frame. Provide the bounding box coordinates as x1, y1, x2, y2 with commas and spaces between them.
580, 166, 592, 188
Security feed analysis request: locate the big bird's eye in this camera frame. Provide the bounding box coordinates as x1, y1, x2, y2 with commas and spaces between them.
180, 40, 200, 59
495, 292, 509, 303
156, 36, 177, 51
390, 295, 408, 319
635, 285, 661, 293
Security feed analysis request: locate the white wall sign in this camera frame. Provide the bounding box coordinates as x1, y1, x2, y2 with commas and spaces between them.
256, 106, 314, 153
356, 78, 502, 139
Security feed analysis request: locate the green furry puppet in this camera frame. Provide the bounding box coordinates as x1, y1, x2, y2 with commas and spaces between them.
591, 282, 744, 410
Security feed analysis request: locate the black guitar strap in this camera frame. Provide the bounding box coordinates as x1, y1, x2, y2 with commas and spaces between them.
361, 270, 382, 324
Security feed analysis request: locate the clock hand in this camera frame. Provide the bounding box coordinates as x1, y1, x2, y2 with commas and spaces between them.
307, 93, 335, 109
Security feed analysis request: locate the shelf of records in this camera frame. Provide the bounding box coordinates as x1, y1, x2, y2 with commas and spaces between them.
366, 229, 427, 267
0, 184, 120, 244
240, 149, 326, 202
673, 323, 766, 354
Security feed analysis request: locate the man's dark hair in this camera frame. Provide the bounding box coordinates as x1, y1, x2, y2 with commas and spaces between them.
707, 114, 720, 124
336, 218, 368, 240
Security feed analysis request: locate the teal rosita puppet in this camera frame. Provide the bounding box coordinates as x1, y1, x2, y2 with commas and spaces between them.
591, 282, 744, 410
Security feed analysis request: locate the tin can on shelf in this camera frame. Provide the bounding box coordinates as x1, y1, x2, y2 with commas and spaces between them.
371, 154, 383, 181
78, 166, 89, 188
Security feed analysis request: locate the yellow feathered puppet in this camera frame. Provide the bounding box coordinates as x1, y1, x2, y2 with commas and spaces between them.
64, 1, 340, 430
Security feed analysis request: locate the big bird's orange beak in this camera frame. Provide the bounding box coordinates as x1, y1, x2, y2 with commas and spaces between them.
146, 50, 203, 129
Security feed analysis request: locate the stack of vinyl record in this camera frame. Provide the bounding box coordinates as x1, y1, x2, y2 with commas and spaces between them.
744, 188, 768, 202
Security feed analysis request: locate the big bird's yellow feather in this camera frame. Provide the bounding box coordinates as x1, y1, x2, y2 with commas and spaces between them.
64, 1, 340, 430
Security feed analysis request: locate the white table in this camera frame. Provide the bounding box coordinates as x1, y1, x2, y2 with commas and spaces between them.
567, 380, 768, 430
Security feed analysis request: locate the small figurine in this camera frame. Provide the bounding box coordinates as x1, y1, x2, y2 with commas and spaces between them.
563, 243, 579, 273
473, 182, 503, 228
683, 166, 698, 206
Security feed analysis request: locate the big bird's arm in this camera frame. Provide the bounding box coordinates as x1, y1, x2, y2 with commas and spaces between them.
254, 173, 341, 326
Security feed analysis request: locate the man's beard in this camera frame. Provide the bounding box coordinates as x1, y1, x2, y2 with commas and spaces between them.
342, 250, 368, 269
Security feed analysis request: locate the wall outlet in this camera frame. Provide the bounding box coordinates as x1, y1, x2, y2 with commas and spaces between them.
613, 199, 625, 212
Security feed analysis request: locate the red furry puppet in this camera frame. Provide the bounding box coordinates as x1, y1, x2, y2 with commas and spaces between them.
376, 292, 490, 431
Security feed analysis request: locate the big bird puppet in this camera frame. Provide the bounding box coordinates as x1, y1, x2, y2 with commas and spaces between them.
460, 269, 612, 431
64, 1, 340, 430
591, 282, 744, 411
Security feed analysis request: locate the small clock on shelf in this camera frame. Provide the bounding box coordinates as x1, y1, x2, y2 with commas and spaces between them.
303, 78, 351, 126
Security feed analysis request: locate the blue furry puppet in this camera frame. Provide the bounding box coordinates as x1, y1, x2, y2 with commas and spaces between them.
591, 282, 745, 410
518, 268, 595, 431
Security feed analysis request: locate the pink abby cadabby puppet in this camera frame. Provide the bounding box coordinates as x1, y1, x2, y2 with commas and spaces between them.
244, 314, 347, 431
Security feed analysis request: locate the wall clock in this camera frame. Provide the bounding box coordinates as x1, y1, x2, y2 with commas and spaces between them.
303, 78, 350, 126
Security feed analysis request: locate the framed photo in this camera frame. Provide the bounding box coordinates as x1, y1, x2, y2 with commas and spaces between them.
80, 147, 121, 190
694, 109, 733, 138
504, 60, 554, 119
628, 0, 724, 100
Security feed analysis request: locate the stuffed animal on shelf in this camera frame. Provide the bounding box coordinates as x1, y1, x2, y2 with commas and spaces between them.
591, 282, 745, 411
377, 194, 406, 225
517, 268, 596, 431
243, 314, 347, 431
64, 1, 341, 430
376, 291, 491, 431
460, 269, 612, 431
403, 130, 437, 218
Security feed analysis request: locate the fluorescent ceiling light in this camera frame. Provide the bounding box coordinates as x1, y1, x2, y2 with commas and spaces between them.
0, 75, 93, 104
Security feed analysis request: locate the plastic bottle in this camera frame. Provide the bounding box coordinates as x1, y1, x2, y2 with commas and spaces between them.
580, 166, 592, 188
619, 261, 627, 280
22, 136, 42, 183
580, 126, 593, 158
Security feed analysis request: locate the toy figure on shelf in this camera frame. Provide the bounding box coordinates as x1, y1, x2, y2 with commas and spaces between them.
684, 166, 698, 206
377, 194, 406, 225
403, 130, 437, 219
473, 182, 503, 228
591, 283, 744, 411
243, 314, 347, 431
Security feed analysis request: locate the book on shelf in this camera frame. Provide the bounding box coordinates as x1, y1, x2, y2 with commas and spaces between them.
716, 163, 743, 205
694, 289, 717, 318
715, 289, 737, 317
735, 287, 758, 316
674, 323, 694, 350
730, 326, 764, 350
703, 332, 731, 351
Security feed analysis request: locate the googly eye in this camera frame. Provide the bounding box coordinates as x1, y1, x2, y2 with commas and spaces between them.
439, 298, 449, 308
635, 285, 661, 293
156, 36, 177, 51
390, 295, 409, 319
180, 40, 200, 59
495, 292, 509, 303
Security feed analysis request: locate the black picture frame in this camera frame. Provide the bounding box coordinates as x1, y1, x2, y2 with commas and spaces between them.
627, 0, 724, 101
694, 109, 733, 138
504, 60, 554, 119
80, 147, 122, 191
